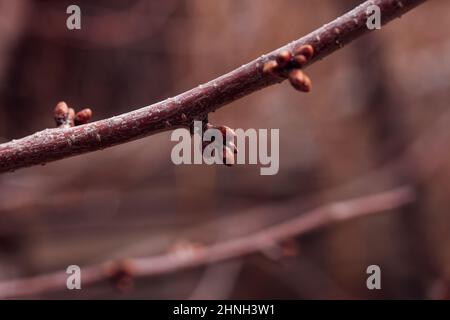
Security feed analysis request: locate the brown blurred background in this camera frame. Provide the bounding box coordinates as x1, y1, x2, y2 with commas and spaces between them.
0, 0, 449, 299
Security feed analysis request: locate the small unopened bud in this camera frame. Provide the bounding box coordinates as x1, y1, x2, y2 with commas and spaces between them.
292, 54, 308, 67
294, 44, 314, 60
276, 50, 292, 68
263, 60, 280, 76
53, 102, 76, 127
54, 101, 69, 126
74, 108, 93, 126
288, 69, 312, 92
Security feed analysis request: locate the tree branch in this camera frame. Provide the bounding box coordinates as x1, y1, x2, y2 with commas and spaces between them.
0, 186, 414, 298
0, 0, 427, 173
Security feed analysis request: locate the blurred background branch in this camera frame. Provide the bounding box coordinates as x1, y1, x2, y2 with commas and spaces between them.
0, 186, 414, 299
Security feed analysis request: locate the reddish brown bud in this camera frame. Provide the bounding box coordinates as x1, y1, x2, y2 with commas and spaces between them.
292, 54, 308, 68
294, 44, 314, 60
288, 69, 312, 92
54, 101, 69, 126
74, 108, 93, 126
53, 102, 76, 127
276, 50, 292, 68
262, 60, 280, 76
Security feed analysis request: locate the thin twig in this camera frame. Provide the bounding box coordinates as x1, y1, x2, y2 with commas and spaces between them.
0, 0, 427, 173
0, 186, 414, 298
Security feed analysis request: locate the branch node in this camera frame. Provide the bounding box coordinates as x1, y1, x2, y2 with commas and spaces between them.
275, 50, 293, 68
54, 102, 93, 128
263, 45, 315, 92
203, 123, 238, 166
262, 60, 281, 77
293, 44, 315, 67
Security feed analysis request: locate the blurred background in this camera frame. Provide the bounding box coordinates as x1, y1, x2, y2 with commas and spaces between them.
0, 0, 449, 299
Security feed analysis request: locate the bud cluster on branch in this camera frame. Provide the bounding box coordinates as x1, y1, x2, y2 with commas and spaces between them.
263, 45, 315, 92
54, 101, 93, 128
0, 0, 427, 173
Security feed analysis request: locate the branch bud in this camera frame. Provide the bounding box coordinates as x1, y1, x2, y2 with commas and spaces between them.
74, 108, 93, 126
276, 50, 292, 68
263, 60, 280, 76
288, 69, 312, 92
54, 101, 69, 126
294, 44, 314, 60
